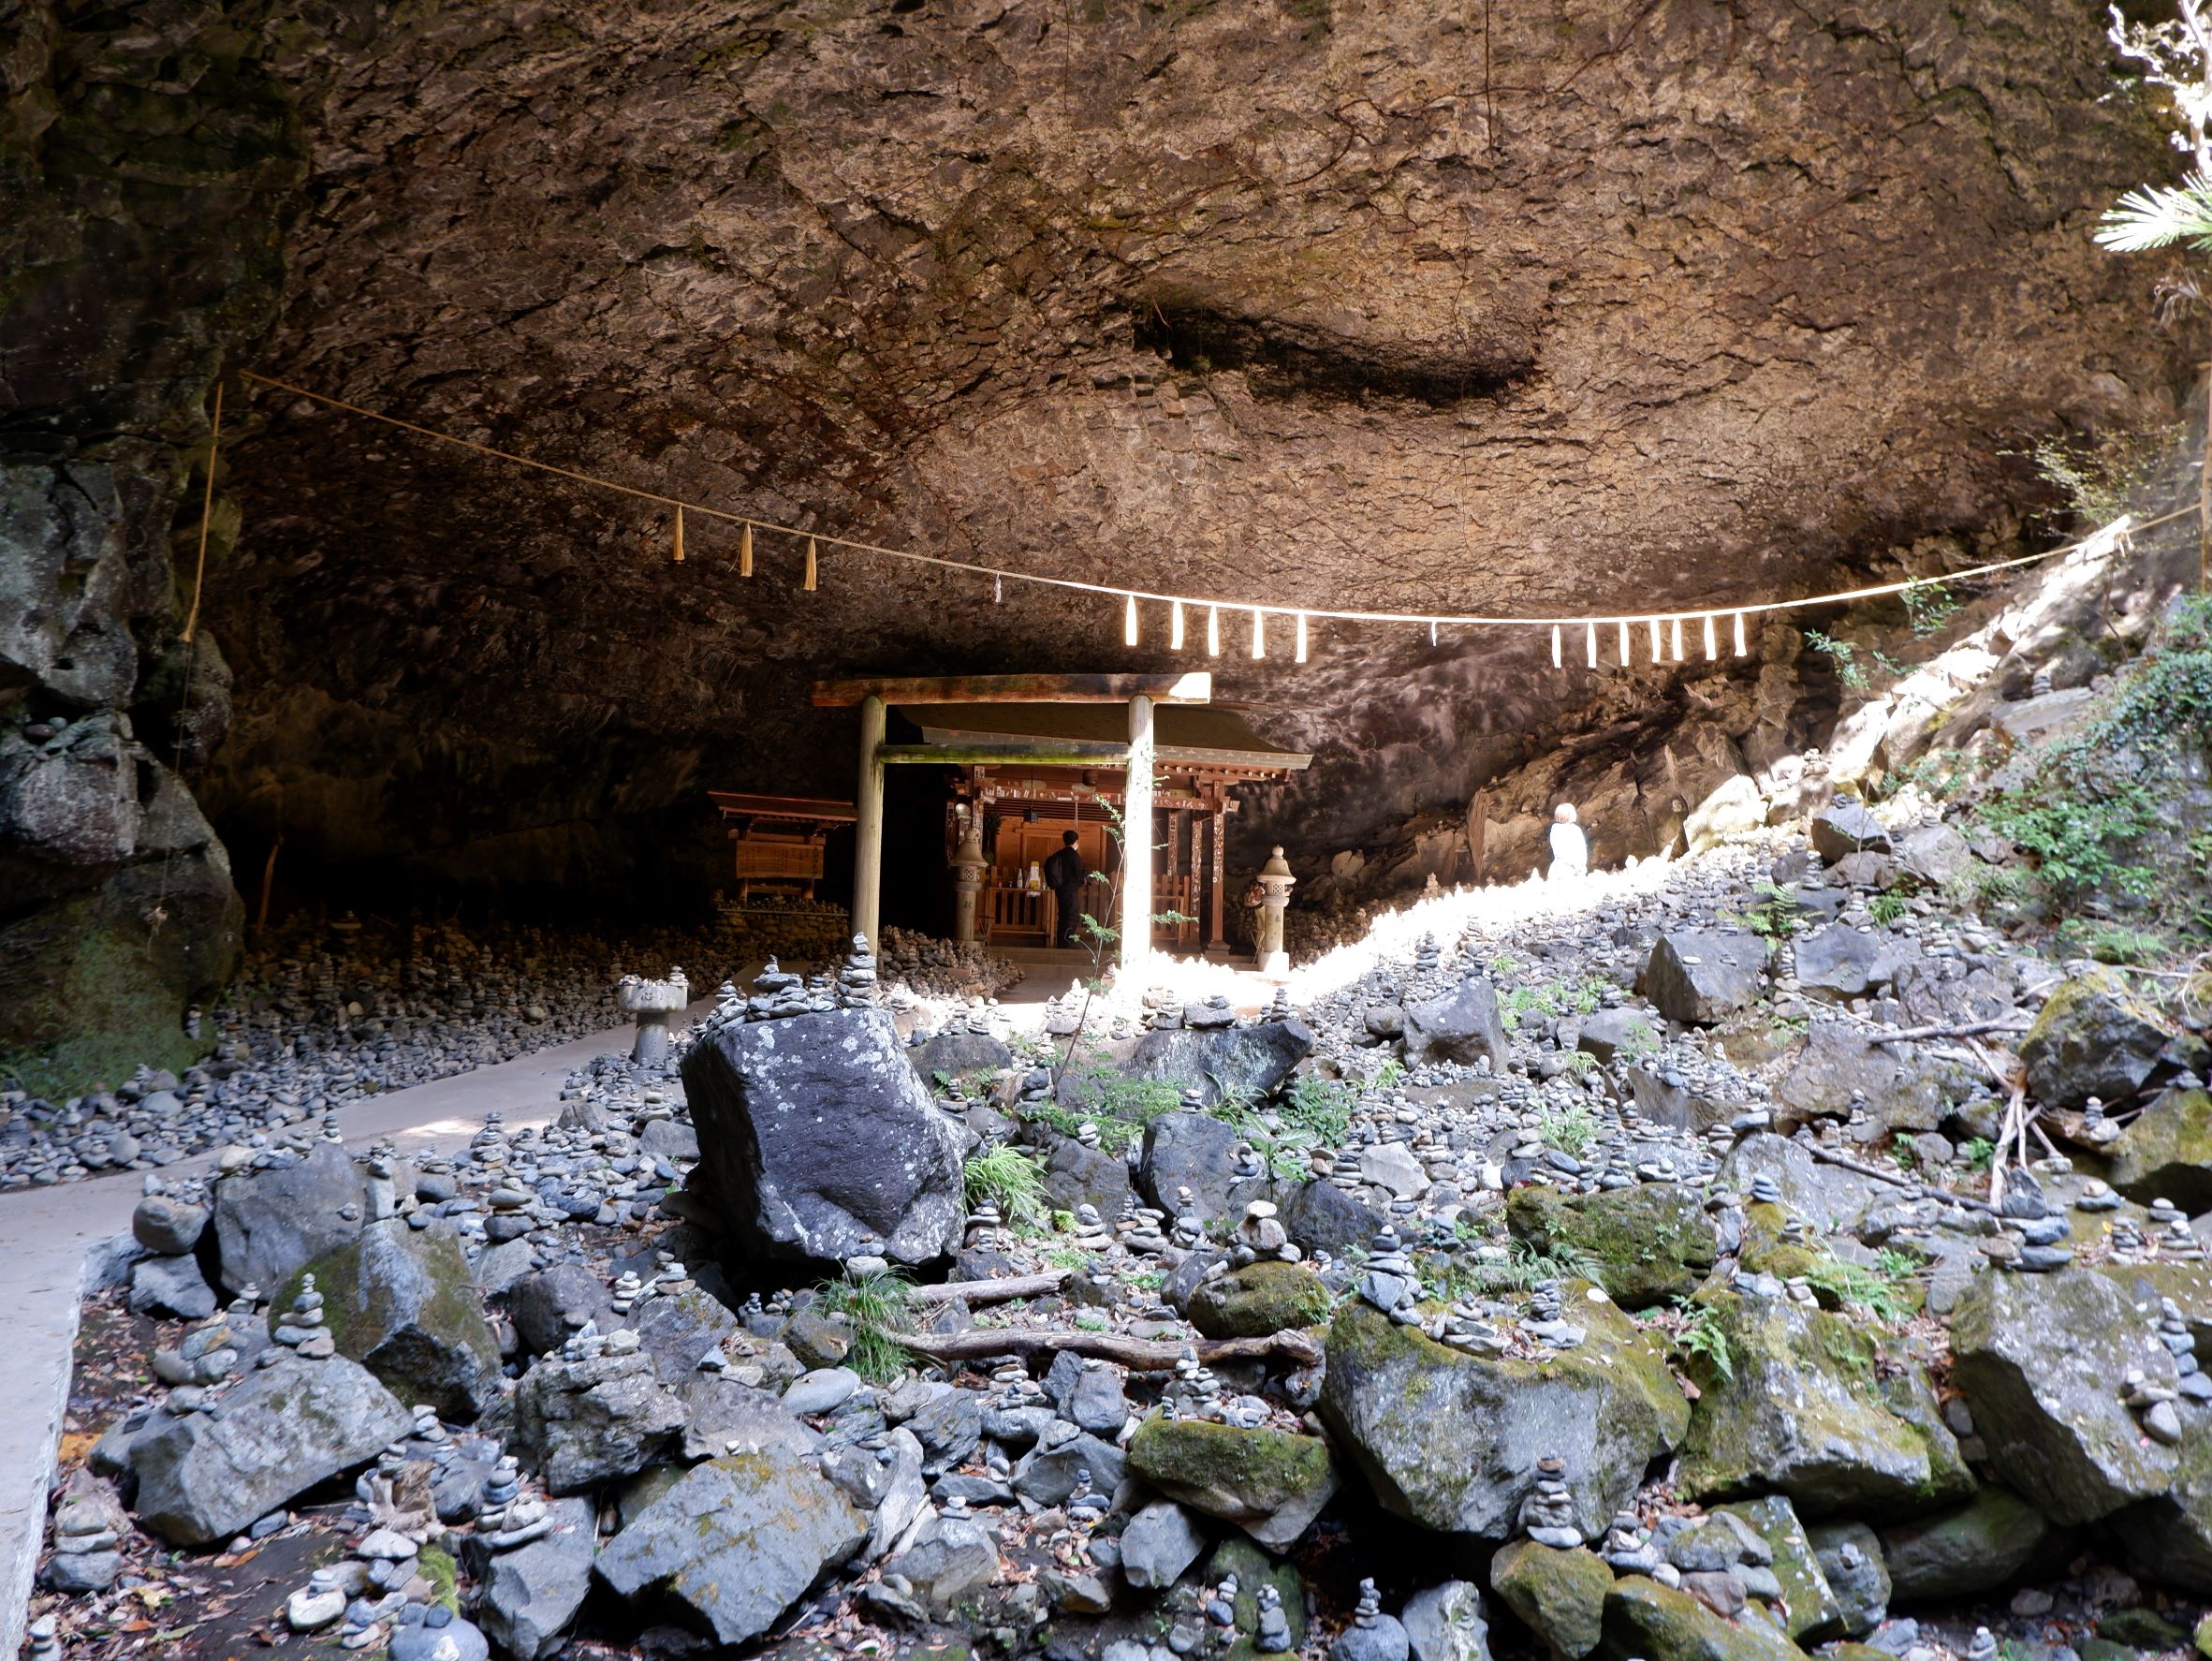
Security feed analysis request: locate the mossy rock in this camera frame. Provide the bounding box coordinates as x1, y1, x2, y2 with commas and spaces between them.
1676, 1290, 1970, 1519
2107, 1089, 2212, 1212
1504, 1183, 1717, 1309
1876, 1487, 2055, 1601
1125, 1413, 1337, 1549
274, 1220, 501, 1421
1319, 1290, 1687, 1537
1207, 1535, 1306, 1661
1490, 1541, 1612, 1660
2020, 968, 2173, 1111
1602, 1576, 1810, 1661
1188, 1259, 1334, 1338
2108, 1394, 2212, 1595
2100, 1610, 2192, 1651
1734, 1203, 1826, 1287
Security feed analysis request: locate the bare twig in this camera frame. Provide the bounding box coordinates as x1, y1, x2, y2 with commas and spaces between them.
1867, 1018, 2031, 1047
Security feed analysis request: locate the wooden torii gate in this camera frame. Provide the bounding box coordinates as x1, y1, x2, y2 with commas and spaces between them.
812, 671, 1215, 974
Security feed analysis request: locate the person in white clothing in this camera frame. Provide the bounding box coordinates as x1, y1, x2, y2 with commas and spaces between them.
1547, 802, 1589, 883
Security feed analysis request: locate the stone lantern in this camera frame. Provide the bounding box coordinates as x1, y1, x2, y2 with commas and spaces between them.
951, 815, 988, 946
1253, 845, 1296, 978
617, 968, 690, 1066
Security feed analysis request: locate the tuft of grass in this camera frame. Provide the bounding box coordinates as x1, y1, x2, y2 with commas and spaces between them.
1802, 1258, 1916, 1327
1867, 892, 1909, 927
814, 1264, 916, 1384
1450, 1239, 1602, 1299
1534, 1100, 1598, 1156
964, 1144, 1047, 1227
1282, 1071, 1353, 1145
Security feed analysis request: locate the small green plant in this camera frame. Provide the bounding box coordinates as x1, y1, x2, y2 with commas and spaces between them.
964, 1144, 1047, 1227
1458, 1240, 1602, 1298
1900, 578, 1960, 637
1805, 628, 1870, 693
2058, 919, 2171, 966
1570, 977, 1607, 1016
1738, 879, 1809, 940
1534, 1100, 1598, 1156
1282, 1072, 1354, 1146
1370, 1057, 1406, 1094
1044, 1247, 1091, 1270
1867, 892, 1909, 927
814, 1264, 916, 1384
1875, 1246, 1925, 1281
1960, 1136, 1997, 1172
1618, 1020, 1661, 1064
1802, 1258, 1915, 1327
1674, 1301, 1735, 1383
1562, 1048, 1598, 1080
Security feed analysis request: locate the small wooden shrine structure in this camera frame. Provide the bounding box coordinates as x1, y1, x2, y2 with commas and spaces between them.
707, 791, 855, 899
813, 672, 1311, 970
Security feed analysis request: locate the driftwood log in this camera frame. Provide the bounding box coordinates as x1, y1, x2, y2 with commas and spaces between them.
907, 1270, 1069, 1308
896, 1327, 1323, 1372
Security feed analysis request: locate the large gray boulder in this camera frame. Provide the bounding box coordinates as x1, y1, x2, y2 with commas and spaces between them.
1036, 1129, 1131, 1217
1120, 1019, 1315, 1105
131, 1355, 413, 1545
1876, 1487, 2056, 1601
209, 1141, 366, 1296
275, 1221, 502, 1420
1401, 1580, 1493, 1661
512, 1350, 687, 1493
2108, 1410, 2212, 1594
1770, 1024, 1963, 1136
1138, 1110, 1247, 1221
469, 1497, 596, 1658
681, 1007, 967, 1267
1126, 1414, 1338, 1548
1791, 925, 1883, 1002
2019, 969, 2175, 1110
1949, 1267, 2178, 1524
1319, 1299, 1688, 1538
1641, 932, 1767, 1026
1121, 1499, 1209, 1591
1806, 1521, 1889, 1638
506, 1262, 615, 1357
1278, 1177, 1385, 1260
594, 1452, 866, 1646
1809, 798, 1891, 863
1401, 979, 1510, 1071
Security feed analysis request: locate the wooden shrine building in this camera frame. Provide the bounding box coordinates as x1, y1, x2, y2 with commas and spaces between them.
812, 672, 1311, 971
706, 792, 856, 899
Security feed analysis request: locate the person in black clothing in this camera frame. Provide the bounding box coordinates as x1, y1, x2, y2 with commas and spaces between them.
1043, 830, 1087, 948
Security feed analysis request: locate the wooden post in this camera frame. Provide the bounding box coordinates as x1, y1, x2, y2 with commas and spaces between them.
1122, 695, 1155, 976
1208, 801, 1228, 950
853, 693, 886, 946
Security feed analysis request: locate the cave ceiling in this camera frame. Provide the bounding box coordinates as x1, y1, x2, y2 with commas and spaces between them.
201, 0, 2188, 884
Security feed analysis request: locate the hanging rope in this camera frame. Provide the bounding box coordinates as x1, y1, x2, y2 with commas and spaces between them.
181, 379, 224, 644
234, 369, 2184, 637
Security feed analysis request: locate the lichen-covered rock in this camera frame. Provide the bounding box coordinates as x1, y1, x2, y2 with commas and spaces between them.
1037, 1129, 1131, 1217
1401, 1580, 1492, 1661
1805, 1521, 1889, 1639
1676, 1290, 1970, 1518
1875, 1487, 2055, 1601
2019, 969, 2174, 1110
1949, 1267, 2178, 1524
594, 1452, 865, 1646
1770, 1024, 1964, 1137
1139, 1110, 1251, 1221
2109, 1409, 2212, 1595
1642, 933, 1767, 1026
1603, 1576, 1810, 1661
1205, 1536, 1307, 1661
1488, 1542, 1613, 1660
681, 1007, 966, 1267
1504, 1183, 1716, 1309
469, 1497, 596, 1659
1279, 1177, 1386, 1260
275, 1221, 501, 1420
131, 1354, 413, 1545
1319, 1293, 1687, 1538
1402, 977, 1510, 1070
1126, 1414, 1338, 1548
1188, 1260, 1334, 1337
2107, 1088, 2212, 1212
1715, 1497, 1840, 1643
513, 1350, 687, 1493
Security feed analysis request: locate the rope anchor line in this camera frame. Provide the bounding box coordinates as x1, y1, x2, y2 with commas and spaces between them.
234, 369, 2167, 663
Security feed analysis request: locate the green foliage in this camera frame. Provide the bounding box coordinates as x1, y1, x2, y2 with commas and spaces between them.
2059, 919, 2172, 965
1867, 892, 1909, 927
1025, 1057, 1183, 1151
1562, 1048, 1598, 1080
1618, 1019, 1662, 1063
1736, 879, 1809, 939
1447, 1239, 1602, 1299
1282, 1071, 1354, 1146
1875, 1246, 1926, 1281
1570, 977, 1608, 1016
1805, 628, 1871, 693
965, 1144, 1047, 1227
1220, 1104, 1321, 1180
814, 1264, 916, 1384
1370, 1057, 1406, 1094
1900, 578, 1961, 637
1960, 1136, 1997, 1171
1673, 1301, 1735, 1383
1534, 1100, 1598, 1156
2099, 173, 2212, 252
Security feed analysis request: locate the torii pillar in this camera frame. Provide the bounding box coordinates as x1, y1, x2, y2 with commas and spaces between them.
1121, 693, 1154, 977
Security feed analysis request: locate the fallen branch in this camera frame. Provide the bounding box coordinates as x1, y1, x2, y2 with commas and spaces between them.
908, 1271, 1068, 1308
897, 1327, 1322, 1373
1868, 1018, 2031, 1047
1801, 1135, 1997, 1213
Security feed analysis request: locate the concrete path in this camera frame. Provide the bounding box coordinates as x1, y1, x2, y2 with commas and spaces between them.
0, 1004, 706, 1659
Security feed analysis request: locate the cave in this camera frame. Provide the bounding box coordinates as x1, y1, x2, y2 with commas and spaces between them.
10, 1, 2212, 1658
